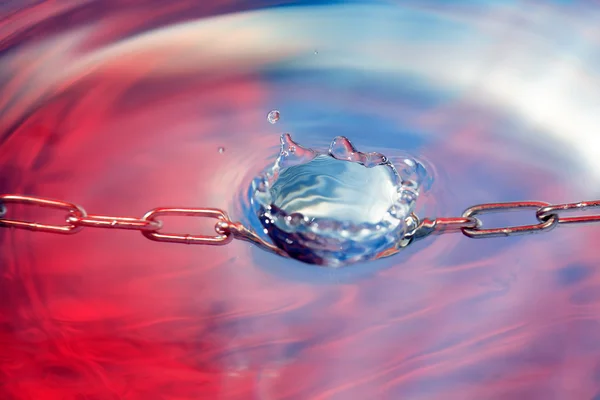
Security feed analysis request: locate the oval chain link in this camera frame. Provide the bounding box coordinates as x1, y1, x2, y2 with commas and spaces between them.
536, 200, 600, 225
141, 207, 233, 245
0, 195, 87, 234
461, 201, 559, 238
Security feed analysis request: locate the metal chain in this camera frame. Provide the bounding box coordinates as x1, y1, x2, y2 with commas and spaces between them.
0, 194, 232, 244
1, 194, 599, 249
415, 199, 600, 239
0, 194, 288, 257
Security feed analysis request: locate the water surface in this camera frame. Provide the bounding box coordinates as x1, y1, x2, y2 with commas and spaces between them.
1, 1, 600, 399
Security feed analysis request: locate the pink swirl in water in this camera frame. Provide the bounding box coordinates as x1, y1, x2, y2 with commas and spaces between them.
1, 2, 600, 400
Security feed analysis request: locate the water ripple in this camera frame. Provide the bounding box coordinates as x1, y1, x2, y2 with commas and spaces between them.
1, 1, 600, 399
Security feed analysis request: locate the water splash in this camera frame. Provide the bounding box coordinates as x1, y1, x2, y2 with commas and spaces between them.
251, 134, 428, 267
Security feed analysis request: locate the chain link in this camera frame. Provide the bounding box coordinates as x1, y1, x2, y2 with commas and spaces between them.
461, 201, 559, 238
0, 195, 87, 234
141, 207, 232, 245
66, 214, 162, 232
536, 200, 600, 225
1, 194, 600, 249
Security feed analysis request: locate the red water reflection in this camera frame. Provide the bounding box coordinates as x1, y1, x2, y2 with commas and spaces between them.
2, 3, 600, 400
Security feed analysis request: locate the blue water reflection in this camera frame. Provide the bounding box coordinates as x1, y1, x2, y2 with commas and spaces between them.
1, 1, 600, 399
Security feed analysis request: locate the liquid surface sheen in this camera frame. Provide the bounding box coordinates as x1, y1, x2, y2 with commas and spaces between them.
1, 1, 600, 400
253, 134, 425, 266
270, 154, 397, 224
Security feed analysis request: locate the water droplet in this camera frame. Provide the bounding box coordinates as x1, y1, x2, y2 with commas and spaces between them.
277, 133, 317, 169
314, 50, 319, 55
329, 136, 359, 162
267, 110, 280, 124
328, 137, 387, 167
218, 147, 225, 154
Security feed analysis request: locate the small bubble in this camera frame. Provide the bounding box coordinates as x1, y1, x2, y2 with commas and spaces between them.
218, 147, 225, 154
267, 110, 280, 124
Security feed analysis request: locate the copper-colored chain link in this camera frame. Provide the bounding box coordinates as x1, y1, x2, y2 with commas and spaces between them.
0, 195, 87, 234
1, 194, 600, 247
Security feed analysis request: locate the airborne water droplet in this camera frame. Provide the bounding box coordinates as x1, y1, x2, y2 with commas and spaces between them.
218, 147, 225, 154
267, 110, 280, 124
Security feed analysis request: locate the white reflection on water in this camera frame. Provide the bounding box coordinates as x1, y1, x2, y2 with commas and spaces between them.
1, 2, 600, 399
2, 3, 599, 183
